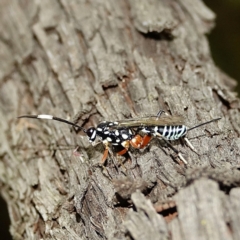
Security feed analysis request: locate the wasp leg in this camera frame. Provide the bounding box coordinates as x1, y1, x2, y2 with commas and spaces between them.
130, 134, 152, 149
115, 154, 128, 175
100, 147, 109, 165
114, 141, 130, 171
92, 140, 102, 147
115, 150, 128, 172
130, 134, 143, 149
154, 132, 188, 164
107, 147, 121, 172
162, 138, 188, 165
127, 151, 137, 170
117, 148, 128, 156
100, 140, 121, 170
73, 146, 81, 156
100, 139, 113, 165
156, 110, 165, 118
140, 134, 152, 148
184, 137, 199, 156
97, 143, 114, 179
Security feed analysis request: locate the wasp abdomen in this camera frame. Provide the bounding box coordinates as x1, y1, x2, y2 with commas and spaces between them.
141, 125, 187, 141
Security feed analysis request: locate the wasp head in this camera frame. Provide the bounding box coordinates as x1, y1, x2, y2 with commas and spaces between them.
86, 127, 97, 142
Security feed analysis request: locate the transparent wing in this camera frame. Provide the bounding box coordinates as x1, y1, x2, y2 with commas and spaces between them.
115, 115, 185, 128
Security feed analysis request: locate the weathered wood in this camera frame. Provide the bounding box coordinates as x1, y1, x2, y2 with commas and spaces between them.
0, 0, 240, 239
175, 179, 231, 240
124, 191, 168, 240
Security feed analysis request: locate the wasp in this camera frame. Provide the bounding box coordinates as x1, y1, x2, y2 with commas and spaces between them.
18, 111, 221, 165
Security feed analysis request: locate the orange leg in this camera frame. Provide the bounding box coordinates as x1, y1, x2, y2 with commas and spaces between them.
117, 140, 129, 155
100, 147, 109, 165
117, 148, 128, 156
140, 134, 152, 148
130, 134, 152, 149
130, 134, 143, 149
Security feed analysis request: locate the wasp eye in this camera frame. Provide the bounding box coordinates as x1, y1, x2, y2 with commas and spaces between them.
86, 127, 96, 142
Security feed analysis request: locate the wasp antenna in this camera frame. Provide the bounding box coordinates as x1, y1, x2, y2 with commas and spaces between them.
188, 117, 221, 132
18, 114, 87, 133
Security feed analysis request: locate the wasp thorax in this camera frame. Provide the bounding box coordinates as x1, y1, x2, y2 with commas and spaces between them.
86, 127, 97, 142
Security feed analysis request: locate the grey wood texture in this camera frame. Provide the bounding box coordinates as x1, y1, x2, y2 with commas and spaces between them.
0, 0, 239, 239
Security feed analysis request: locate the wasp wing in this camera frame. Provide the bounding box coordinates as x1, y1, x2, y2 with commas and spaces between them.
115, 115, 185, 128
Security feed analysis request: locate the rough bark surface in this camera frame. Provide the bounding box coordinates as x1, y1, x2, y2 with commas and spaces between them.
0, 0, 240, 239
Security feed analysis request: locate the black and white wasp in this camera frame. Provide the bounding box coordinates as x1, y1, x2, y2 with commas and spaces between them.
18, 111, 221, 164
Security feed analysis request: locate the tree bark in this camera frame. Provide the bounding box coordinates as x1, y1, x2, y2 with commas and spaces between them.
0, 0, 240, 239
